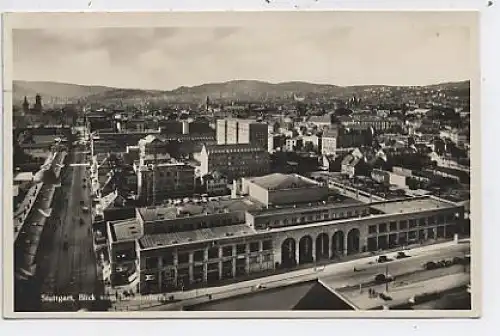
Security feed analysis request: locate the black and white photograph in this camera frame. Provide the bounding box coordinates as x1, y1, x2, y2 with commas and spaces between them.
3, 11, 480, 317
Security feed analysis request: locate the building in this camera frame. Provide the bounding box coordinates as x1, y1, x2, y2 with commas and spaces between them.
105, 173, 465, 294
135, 155, 195, 205
202, 171, 229, 196
241, 173, 328, 207
341, 148, 364, 178
285, 137, 303, 152
199, 144, 270, 180
216, 119, 268, 149
321, 127, 339, 155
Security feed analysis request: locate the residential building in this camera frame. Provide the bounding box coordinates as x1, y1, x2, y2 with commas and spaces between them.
135, 155, 195, 205
321, 127, 339, 155
199, 144, 270, 180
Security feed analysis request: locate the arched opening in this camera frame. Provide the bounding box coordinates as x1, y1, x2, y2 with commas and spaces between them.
299, 235, 314, 264
346, 228, 360, 255
331, 231, 345, 258
315, 233, 330, 261
281, 238, 296, 268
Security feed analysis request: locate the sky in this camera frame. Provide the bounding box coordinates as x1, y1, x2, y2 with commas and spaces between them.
12, 24, 473, 90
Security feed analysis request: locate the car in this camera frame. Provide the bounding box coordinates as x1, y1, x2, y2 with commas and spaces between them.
424, 261, 438, 270
374, 273, 394, 284
377, 255, 391, 263
452, 256, 465, 265
396, 252, 410, 259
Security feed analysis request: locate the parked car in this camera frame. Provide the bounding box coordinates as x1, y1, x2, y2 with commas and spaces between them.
424, 261, 438, 270
377, 255, 391, 263
396, 252, 410, 259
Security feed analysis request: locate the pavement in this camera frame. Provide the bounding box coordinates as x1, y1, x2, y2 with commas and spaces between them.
38, 145, 100, 311
110, 239, 469, 311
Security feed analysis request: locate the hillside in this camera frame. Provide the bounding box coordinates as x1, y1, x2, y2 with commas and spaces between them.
13, 81, 116, 104
13, 79, 470, 106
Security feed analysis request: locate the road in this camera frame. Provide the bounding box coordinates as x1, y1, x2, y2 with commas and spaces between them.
129, 240, 470, 311
318, 243, 470, 290
39, 145, 99, 311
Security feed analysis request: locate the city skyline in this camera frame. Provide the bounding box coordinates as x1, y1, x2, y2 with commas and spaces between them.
13, 24, 472, 91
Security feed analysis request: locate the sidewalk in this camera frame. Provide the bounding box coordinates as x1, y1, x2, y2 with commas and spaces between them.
109, 239, 468, 311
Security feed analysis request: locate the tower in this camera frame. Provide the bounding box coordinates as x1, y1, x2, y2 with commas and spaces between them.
22, 96, 29, 114
34, 94, 42, 113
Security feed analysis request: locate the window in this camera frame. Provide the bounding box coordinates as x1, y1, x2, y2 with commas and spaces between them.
262, 254, 272, 262
178, 253, 189, 264
315, 214, 321, 220
389, 222, 398, 232
208, 247, 219, 259
307, 215, 313, 221
437, 215, 445, 224
419, 218, 426, 227
347, 211, 352, 217
369, 225, 377, 234
428, 216, 436, 225
408, 231, 417, 240
323, 213, 329, 220
250, 242, 260, 252
145, 257, 158, 269
193, 250, 205, 262
446, 214, 455, 222
409, 219, 417, 228
236, 244, 246, 254
379, 223, 388, 233
162, 253, 174, 266
399, 220, 408, 230
222, 246, 233, 257
273, 220, 280, 226
292, 217, 297, 224
262, 240, 272, 250
339, 212, 344, 218
249, 256, 259, 264
284, 219, 289, 225
300, 217, 305, 223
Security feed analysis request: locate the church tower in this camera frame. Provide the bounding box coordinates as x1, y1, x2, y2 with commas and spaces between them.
22, 96, 29, 114
34, 94, 42, 113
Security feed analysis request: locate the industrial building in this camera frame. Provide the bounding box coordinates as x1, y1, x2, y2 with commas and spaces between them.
105, 173, 465, 294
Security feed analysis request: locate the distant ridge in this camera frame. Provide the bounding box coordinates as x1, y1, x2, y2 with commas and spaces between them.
13, 79, 470, 106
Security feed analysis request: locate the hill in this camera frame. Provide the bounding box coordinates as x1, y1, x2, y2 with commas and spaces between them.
13, 79, 470, 106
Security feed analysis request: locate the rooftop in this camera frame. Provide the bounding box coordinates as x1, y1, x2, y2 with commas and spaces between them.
110, 218, 144, 242
185, 280, 355, 311
204, 143, 266, 154
369, 197, 454, 215
138, 197, 263, 222
248, 173, 320, 191
139, 223, 256, 249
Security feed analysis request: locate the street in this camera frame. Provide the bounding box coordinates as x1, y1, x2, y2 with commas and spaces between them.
39, 145, 99, 311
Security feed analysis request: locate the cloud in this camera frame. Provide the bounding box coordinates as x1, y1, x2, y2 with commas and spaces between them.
12, 24, 472, 89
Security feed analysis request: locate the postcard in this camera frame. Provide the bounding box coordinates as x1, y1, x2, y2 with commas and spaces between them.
2, 11, 481, 318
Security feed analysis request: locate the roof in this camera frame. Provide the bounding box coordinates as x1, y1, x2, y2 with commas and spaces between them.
369, 196, 455, 215
249, 173, 319, 191
204, 143, 266, 154
139, 223, 256, 249
138, 197, 262, 222
185, 280, 354, 311
110, 218, 143, 242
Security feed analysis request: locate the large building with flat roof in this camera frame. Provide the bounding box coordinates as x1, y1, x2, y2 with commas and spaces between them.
105, 173, 465, 294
